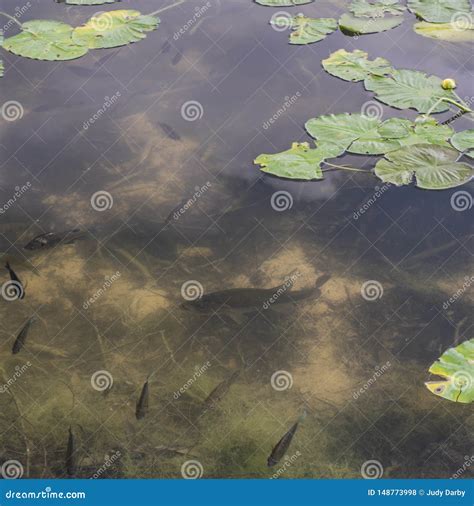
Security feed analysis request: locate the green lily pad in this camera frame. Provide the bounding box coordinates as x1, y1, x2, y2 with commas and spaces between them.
65, 0, 116, 4
322, 49, 393, 82
349, 0, 406, 17
2, 20, 89, 61
451, 129, 474, 158
339, 12, 403, 34
407, 0, 471, 23
306, 113, 381, 152
364, 69, 454, 113
414, 20, 474, 42
271, 14, 337, 44
254, 142, 342, 180
72, 10, 159, 49
374, 144, 473, 189
425, 339, 474, 404
255, 0, 313, 5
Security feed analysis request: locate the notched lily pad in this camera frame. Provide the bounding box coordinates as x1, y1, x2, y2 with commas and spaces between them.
374, 144, 473, 189
322, 49, 393, 82
407, 0, 471, 23
72, 10, 160, 49
414, 20, 474, 42
364, 69, 454, 113
349, 0, 406, 17
339, 12, 403, 34
3, 20, 89, 61
425, 339, 474, 404
451, 129, 474, 158
271, 14, 337, 44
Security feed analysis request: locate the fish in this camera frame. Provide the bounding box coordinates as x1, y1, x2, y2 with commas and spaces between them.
23, 229, 84, 251
182, 273, 331, 313
267, 413, 306, 467
203, 371, 239, 410
5, 261, 25, 299
65, 427, 75, 477
135, 379, 149, 420
12, 316, 36, 354
158, 122, 181, 141
171, 51, 183, 65
163, 198, 191, 228
158, 40, 172, 55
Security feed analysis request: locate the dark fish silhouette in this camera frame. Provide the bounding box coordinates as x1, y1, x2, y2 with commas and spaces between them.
23, 229, 84, 251
183, 273, 331, 312
5, 261, 25, 299
135, 379, 149, 420
171, 51, 183, 65
159, 40, 172, 55
163, 198, 191, 228
203, 371, 239, 410
12, 316, 36, 354
267, 415, 305, 467
65, 427, 75, 477
158, 122, 181, 141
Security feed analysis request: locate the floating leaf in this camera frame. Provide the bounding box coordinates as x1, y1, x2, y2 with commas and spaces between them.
364, 69, 454, 113
322, 49, 393, 82
65, 0, 116, 4
451, 129, 474, 158
306, 113, 381, 152
349, 0, 406, 17
254, 142, 343, 180
255, 0, 314, 5
414, 20, 474, 42
407, 0, 471, 22
271, 14, 337, 44
374, 144, 473, 189
339, 12, 403, 34
72, 10, 159, 49
3, 20, 89, 61
425, 339, 474, 404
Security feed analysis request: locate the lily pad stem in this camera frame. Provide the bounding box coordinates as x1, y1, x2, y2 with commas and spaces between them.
148, 0, 188, 17
323, 162, 371, 173
442, 97, 472, 113
0, 11, 22, 29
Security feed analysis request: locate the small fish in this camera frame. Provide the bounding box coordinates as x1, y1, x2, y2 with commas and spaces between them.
158, 122, 181, 141
171, 51, 183, 65
23, 229, 84, 251
65, 427, 75, 477
203, 371, 239, 410
12, 316, 36, 354
163, 198, 191, 228
5, 261, 25, 299
267, 413, 305, 467
159, 40, 172, 55
183, 273, 331, 313
135, 379, 149, 420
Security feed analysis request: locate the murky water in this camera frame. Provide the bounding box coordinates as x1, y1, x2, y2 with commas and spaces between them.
0, 0, 472, 479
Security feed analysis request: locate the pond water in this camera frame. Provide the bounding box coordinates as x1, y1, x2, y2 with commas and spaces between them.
0, 0, 472, 479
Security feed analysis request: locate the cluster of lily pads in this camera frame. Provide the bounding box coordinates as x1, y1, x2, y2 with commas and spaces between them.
254, 49, 474, 190
256, 0, 474, 43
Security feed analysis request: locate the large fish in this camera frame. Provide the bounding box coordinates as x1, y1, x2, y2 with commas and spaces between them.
135, 379, 150, 420
5, 261, 25, 299
182, 273, 330, 313
267, 413, 306, 467
12, 316, 36, 354
23, 229, 84, 251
